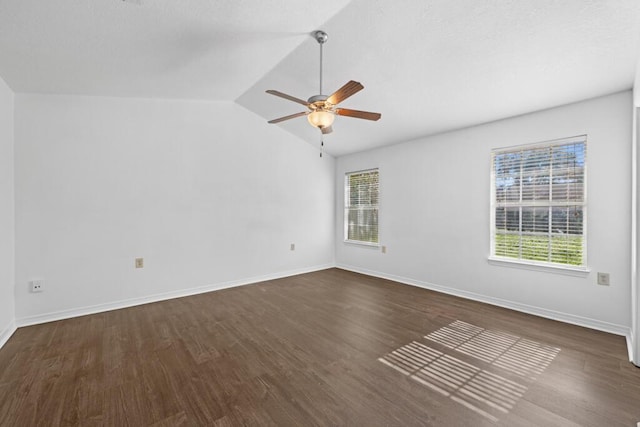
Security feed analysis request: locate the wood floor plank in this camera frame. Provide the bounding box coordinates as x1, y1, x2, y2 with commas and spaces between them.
1, 268, 639, 426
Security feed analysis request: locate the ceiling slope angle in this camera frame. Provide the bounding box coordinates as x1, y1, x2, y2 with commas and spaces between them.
237, 0, 640, 157
0, 0, 352, 100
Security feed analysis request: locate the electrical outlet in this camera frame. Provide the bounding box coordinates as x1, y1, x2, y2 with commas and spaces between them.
597, 272, 610, 286
290, 243, 295, 251
135, 257, 144, 268
30, 280, 44, 293
381, 245, 387, 254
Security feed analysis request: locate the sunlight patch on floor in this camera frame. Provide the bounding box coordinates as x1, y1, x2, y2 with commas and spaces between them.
425, 320, 560, 379
378, 341, 527, 422
379, 320, 561, 422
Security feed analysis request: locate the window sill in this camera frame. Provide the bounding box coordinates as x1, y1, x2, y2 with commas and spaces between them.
344, 240, 380, 249
488, 256, 590, 277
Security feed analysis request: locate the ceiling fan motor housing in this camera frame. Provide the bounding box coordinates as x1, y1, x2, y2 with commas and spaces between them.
308, 94, 329, 104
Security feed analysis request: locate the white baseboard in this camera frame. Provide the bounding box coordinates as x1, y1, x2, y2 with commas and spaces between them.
337, 263, 631, 338
16, 263, 335, 328
0, 319, 17, 350
626, 333, 635, 363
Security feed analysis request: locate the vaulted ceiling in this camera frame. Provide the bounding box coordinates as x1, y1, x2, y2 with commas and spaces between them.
1, 0, 639, 156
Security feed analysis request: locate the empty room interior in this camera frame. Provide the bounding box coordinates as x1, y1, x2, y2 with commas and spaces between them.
2, 1, 640, 425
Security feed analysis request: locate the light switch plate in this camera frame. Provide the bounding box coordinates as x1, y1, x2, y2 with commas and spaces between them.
597, 272, 610, 286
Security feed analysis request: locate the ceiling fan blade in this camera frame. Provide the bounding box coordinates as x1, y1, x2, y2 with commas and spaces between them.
327, 80, 364, 105
321, 125, 333, 135
336, 108, 381, 121
268, 111, 308, 124
266, 90, 309, 106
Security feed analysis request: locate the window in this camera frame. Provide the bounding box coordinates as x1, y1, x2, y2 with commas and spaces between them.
345, 169, 379, 244
490, 136, 586, 268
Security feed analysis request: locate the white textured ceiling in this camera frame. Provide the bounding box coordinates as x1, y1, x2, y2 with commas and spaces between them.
0, 0, 350, 99
1, 0, 639, 156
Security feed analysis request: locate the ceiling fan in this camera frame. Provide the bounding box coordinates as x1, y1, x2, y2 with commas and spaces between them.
266, 30, 381, 135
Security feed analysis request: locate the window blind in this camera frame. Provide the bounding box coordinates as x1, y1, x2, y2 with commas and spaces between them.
491, 136, 586, 267
345, 169, 379, 244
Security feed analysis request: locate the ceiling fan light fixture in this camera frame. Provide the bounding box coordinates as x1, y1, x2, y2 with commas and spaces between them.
307, 109, 335, 129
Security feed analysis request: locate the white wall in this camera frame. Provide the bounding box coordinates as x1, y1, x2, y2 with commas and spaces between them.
336, 91, 632, 334
14, 95, 335, 323
0, 75, 15, 346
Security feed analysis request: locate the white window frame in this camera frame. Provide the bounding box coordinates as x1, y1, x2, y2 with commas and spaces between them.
344, 168, 379, 246
489, 135, 588, 273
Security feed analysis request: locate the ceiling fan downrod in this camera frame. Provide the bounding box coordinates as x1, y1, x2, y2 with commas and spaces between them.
314, 31, 328, 95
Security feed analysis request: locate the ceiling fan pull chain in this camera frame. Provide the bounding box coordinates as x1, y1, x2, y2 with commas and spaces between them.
320, 135, 324, 158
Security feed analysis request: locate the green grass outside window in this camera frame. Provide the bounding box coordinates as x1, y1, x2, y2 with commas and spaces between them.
495, 234, 583, 266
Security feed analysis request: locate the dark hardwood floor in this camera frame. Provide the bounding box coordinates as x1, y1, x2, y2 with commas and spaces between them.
1, 268, 639, 426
